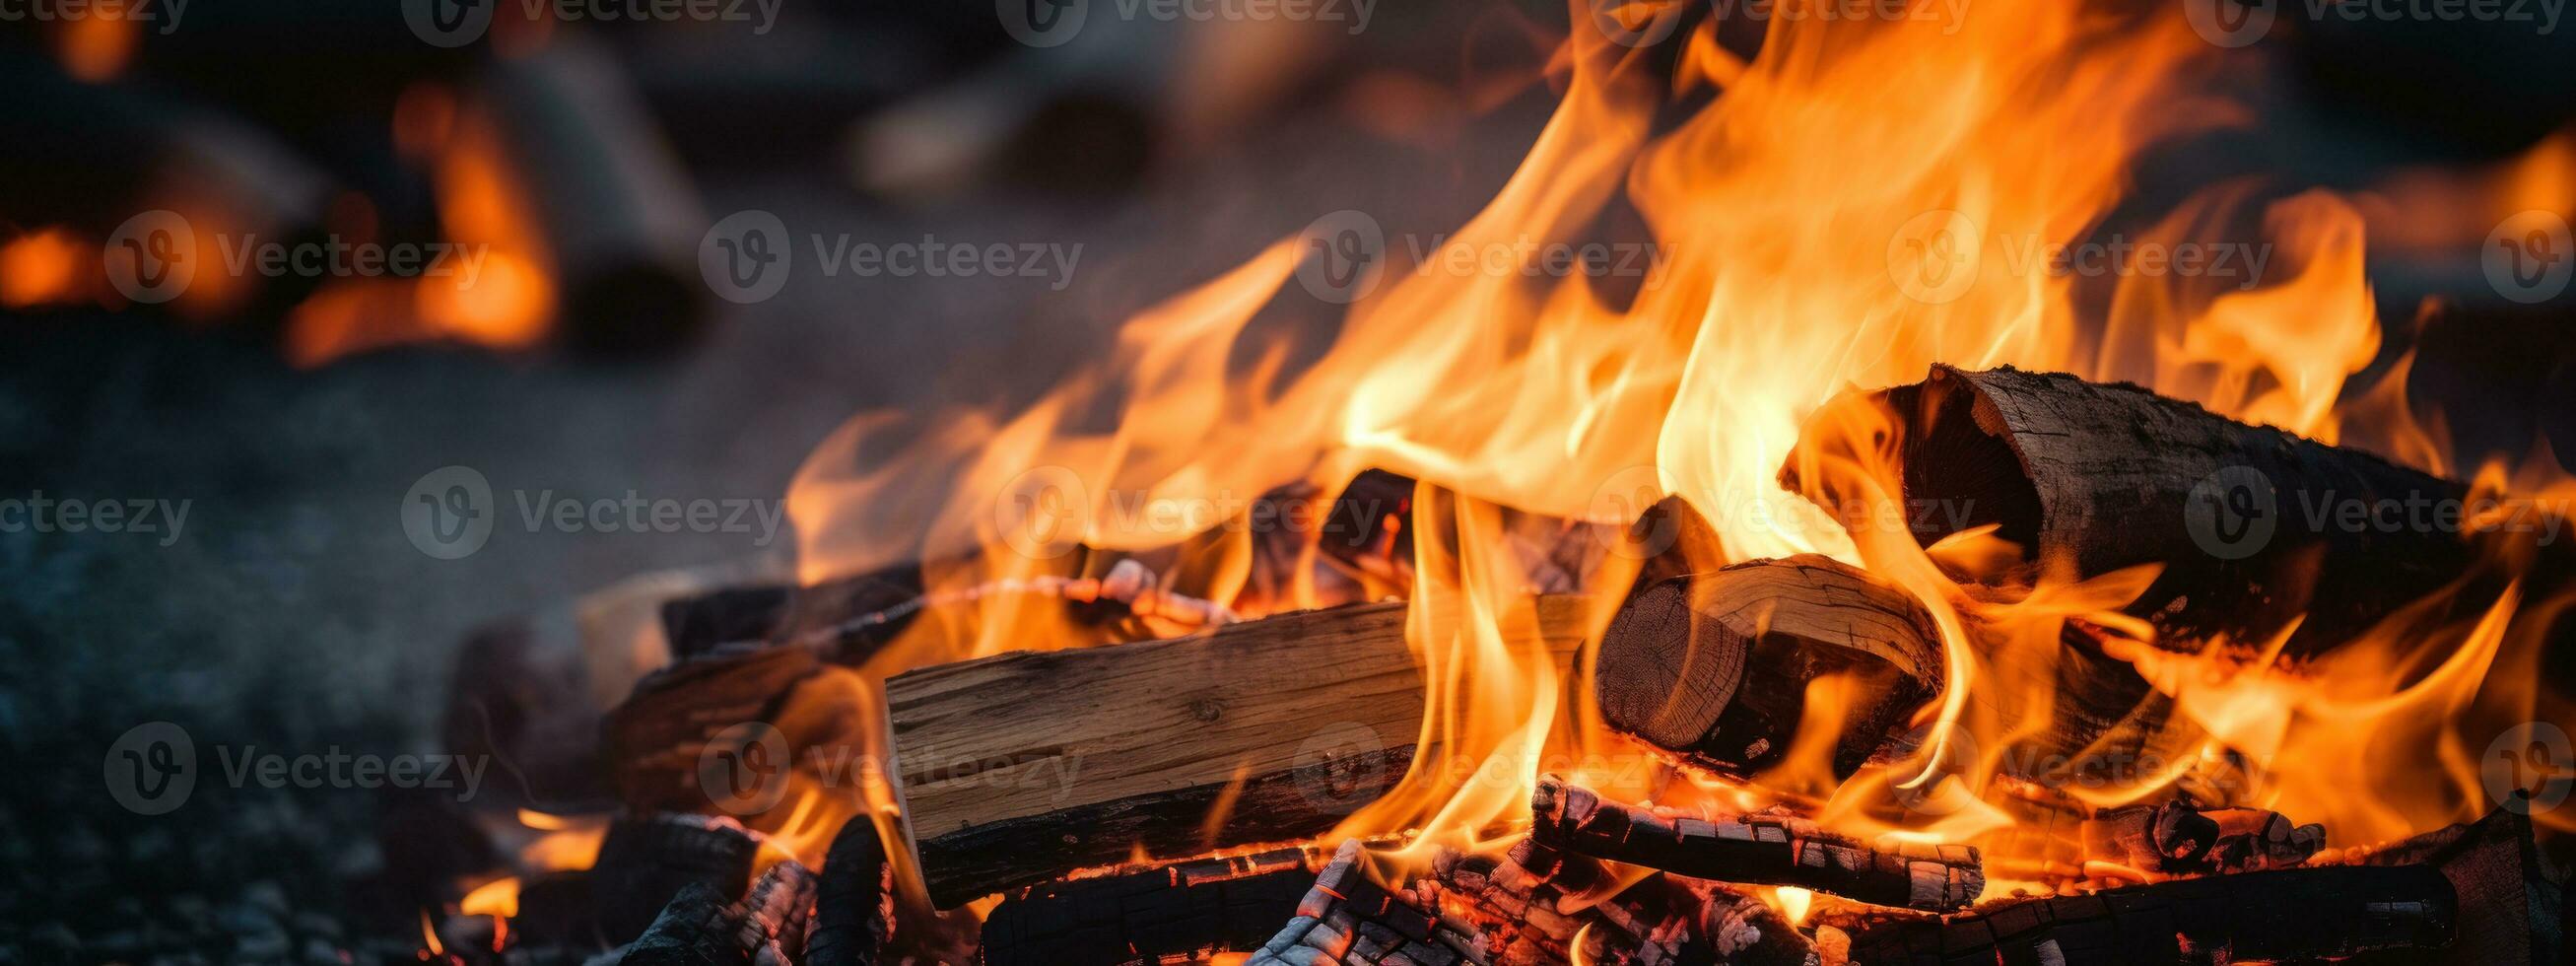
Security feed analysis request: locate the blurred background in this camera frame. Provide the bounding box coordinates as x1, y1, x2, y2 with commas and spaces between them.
4, 0, 2576, 959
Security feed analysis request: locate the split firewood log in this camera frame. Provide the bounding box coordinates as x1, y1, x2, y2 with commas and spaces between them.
1592, 556, 1944, 779
886, 594, 1593, 907
1841, 862, 2457, 965
2079, 800, 2326, 877
1530, 776, 1982, 912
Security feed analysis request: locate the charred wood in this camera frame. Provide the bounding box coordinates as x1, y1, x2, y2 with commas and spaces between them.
591, 814, 764, 944
805, 818, 894, 966
1247, 840, 1487, 966
1530, 776, 1981, 912
1843, 862, 2456, 965
977, 847, 1317, 965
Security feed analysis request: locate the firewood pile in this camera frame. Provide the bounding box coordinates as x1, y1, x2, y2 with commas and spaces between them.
425, 366, 2572, 965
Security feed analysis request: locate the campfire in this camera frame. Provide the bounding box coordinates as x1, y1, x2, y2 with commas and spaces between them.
415, 1, 2575, 964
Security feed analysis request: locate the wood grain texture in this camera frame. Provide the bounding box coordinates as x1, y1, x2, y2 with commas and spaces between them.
888, 594, 1594, 907
1593, 555, 1941, 777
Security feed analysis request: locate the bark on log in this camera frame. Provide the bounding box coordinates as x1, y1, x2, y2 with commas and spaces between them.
1844, 862, 2457, 965
887, 595, 1593, 908
1530, 776, 1982, 912
1787, 364, 2553, 656
1786, 365, 2573, 768
1593, 556, 1943, 778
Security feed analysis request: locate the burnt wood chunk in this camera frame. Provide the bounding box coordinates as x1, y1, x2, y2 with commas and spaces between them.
1248, 840, 1486, 966
1530, 776, 1982, 912
620, 882, 743, 966
978, 848, 1318, 965
889, 595, 1592, 908
1593, 556, 1942, 778
1844, 862, 2457, 965
2356, 808, 2565, 965
592, 814, 764, 944
605, 644, 825, 814
806, 818, 894, 966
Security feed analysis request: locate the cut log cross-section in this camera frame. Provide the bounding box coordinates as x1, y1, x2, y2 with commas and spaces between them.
885, 594, 1594, 907
1593, 555, 1944, 778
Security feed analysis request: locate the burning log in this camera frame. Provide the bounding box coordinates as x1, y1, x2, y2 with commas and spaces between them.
977, 847, 1318, 965
1842, 862, 2458, 965
1789, 364, 2562, 656
591, 814, 765, 943
1686, 884, 1820, 966
1787, 365, 2576, 769
886, 595, 1593, 907
1433, 840, 1709, 966
734, 862, 817, 966
1529, 776, 1982, 912
2080, 800, 2326, 877
1592, 556, 1944, 778
2354, 808, 2567, 964
804, 818, 894, 966
1247, 840, 1488, 966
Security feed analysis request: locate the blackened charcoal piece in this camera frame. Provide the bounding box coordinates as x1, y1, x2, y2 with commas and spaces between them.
979, 848, 1314, 965
1531, 775, 1981, 912
1248, 841, 1486, 966
619, 882, 741, 966
1844, 862, 2455, 965
592, 814, 762, 943
805, 819, 893, 966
